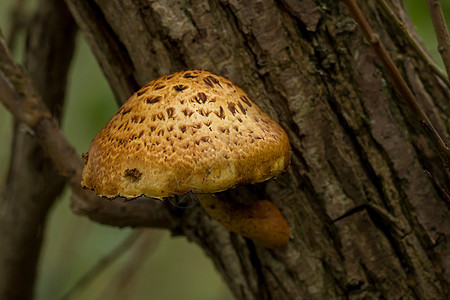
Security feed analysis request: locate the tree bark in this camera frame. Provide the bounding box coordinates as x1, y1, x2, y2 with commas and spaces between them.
23, 0, 450, 298
0, 1, 76, 299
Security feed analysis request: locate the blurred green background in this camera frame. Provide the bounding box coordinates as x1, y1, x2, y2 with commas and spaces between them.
0, 1, 448, 299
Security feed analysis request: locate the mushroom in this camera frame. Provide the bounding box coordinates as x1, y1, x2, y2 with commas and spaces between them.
81, 70, 291, 249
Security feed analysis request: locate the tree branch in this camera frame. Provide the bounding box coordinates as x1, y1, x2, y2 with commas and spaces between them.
377, 0, 449, 85
0, 1, 76, 298
0, 33, 178, 230
343, 0, 450, 170
426, 0, 450, 78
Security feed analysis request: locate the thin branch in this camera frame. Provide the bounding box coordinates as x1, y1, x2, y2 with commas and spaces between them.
424, 170, 450, 206
0, 2, 76, 299
377, 0, 449, 85
426, 0, 450, 78
60, 230, 145, 300
343, 0, 450, 170
0, 32, 178, 230
0, 39, 52, 127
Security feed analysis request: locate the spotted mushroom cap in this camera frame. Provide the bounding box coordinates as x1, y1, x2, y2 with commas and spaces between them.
81, 70, 291, 199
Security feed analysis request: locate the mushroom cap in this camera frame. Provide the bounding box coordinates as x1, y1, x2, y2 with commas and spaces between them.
81, 70, 291, 199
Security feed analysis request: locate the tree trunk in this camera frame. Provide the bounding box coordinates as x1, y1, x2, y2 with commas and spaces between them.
66, 0, 449, 298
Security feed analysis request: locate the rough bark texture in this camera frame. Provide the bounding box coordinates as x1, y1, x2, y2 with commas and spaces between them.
0, 1, 76, 299
65, 0, 450, 298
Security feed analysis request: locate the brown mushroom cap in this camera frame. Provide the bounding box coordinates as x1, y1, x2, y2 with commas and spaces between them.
81, 70, 291, 199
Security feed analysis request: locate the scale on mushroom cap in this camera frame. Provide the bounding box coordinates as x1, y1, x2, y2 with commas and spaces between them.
81, 70, 291, 249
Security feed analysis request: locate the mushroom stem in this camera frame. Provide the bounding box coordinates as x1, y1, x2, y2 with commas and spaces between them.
196, 193, 290, 249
